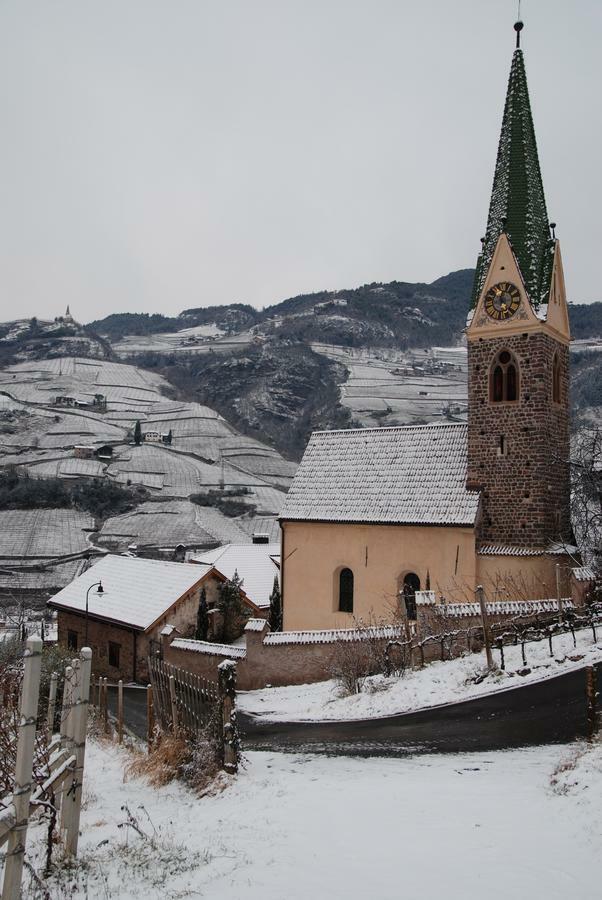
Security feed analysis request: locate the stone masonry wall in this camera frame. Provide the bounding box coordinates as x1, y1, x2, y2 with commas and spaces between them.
467, 331, 571, 547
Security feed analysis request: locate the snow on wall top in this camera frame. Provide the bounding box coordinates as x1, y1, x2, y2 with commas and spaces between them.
48, 554, 214, 631
434, 599, 575, 618
245, 618, 268, 632
279, 424, 480, 526
263, 625, 403, 646
170, 638, 247, 659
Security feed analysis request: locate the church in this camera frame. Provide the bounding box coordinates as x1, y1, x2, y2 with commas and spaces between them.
279, 22, 575, 631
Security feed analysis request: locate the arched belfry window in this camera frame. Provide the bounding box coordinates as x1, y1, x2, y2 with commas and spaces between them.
338, 568, 354, 613
490, 350, 519, 403
552, 353, 561, 403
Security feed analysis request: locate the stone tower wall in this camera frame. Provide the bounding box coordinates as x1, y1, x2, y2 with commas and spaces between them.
467, 330, 571, 547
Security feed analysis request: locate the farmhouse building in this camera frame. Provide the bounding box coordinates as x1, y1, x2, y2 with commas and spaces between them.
280, 23, 575, 631
191, 542, 280, 613
48, 554, 261, 682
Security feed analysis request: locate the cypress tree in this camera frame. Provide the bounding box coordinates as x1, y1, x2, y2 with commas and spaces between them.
134, 420, 142, 445
268, 576, 282, 632
195, 587, 209, 641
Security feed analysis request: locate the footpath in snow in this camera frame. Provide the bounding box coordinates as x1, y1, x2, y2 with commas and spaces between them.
238, 627, 602, 723
17, 738, 602, 900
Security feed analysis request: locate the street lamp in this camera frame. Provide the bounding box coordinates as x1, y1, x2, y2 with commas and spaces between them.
85, 580, 104, 646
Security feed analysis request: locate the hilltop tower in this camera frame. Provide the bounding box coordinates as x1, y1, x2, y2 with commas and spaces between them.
466, 21, 571, 550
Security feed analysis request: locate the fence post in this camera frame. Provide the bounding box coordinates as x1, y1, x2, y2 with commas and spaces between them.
47, 672, 58, 734
60, 659, 81, 840
586, 665, 598, 741
102, 678, 109, 735
169, 675, 178, 732
556, 563, 564, 623
147, 684, 154, 753
1, 635, 43, 900
476, 585, 494, 670
64, 648, 92, 857
218, 661, 238, 774
117, 679, 124, 744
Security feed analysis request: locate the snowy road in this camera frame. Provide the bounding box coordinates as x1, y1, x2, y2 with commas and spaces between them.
111, 662, 602, 756
241, 663, 602, 755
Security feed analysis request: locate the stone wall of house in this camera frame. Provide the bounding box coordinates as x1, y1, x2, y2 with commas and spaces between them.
467, 331, 571, 547
57, 611, 143, 682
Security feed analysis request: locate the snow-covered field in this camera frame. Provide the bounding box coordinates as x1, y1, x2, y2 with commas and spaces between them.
13, 738, 602, 899
239, 628, 602, 723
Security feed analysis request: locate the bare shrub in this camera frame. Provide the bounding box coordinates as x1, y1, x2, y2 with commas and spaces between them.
127, 723, 223, 793
329, 618, 391, 695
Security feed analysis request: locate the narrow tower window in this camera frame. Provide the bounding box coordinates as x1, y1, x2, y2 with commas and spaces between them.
552, 353, 561, 403
490, 350, 520, 403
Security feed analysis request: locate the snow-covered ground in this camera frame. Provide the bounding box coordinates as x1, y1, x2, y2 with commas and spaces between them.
239, 627, 602, 723
13, 738, 602, 899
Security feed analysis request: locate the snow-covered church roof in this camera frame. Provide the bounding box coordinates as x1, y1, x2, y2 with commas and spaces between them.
280, 423, 480, 527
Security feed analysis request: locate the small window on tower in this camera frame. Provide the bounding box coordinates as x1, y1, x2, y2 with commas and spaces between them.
490, 350, 520, 403
552, 353, 561, 403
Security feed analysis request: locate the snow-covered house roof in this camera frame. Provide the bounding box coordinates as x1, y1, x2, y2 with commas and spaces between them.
48, 554, 215, 632
191, 543, 280, 609
279, 424, 480, 527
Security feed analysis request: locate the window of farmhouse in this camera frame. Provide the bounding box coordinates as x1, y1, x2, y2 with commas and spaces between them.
108, 641, 121, 668
67, 630, 78, 651
338, 568, 354, 613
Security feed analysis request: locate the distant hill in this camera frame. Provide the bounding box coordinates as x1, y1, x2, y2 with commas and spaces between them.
87, 269, 602, 350
0, 315, 110, 367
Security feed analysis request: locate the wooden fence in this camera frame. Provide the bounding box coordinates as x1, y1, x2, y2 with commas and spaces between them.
147, 656, 238, 772
0, 638, 92, 900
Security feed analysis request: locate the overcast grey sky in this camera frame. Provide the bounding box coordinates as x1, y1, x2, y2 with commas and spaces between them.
0, 0, 600, 322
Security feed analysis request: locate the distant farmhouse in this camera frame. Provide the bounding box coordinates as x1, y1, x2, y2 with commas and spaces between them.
279, 24, 578, 631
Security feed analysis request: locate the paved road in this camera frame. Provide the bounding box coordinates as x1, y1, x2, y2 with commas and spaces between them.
109, 663, 602, 756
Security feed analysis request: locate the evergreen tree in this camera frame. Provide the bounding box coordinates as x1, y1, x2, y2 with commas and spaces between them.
166, 429, 173, 445
134, 420, 142, 445
268, 576, 282, 632
217, 570, 246, 642
195, 587, 209, 641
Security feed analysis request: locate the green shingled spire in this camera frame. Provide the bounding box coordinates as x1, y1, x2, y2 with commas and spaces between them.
473, 30, 554, 308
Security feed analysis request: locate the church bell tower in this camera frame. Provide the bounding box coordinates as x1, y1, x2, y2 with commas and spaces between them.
466, 21, 571, 550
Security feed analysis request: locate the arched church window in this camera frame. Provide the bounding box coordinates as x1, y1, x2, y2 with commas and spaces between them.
552, 353, 561, 403
402, 573, 420, 621
338, 568, 354, 613
490, 350, 520, 403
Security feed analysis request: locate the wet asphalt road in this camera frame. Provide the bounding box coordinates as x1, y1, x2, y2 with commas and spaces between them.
108, 662, 601, 757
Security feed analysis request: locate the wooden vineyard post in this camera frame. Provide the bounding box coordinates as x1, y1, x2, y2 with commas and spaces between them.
64, 648, 92, 857
218, 661, 238, 774
117, 679, 124, 744
102, 677, 109, 735
147, 684, 154, 753
586, 665, 598, 741
169, 675, 178, 732
60, 659, 81, 840
1, 636, 43, 900
476, 585, 494, 670
47, 672, 58, 734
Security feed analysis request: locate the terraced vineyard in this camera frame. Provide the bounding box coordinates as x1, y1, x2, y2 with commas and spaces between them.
0, 356, 295, 602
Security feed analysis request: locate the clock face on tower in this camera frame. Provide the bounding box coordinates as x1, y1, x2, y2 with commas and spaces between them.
484, 282, 521, 320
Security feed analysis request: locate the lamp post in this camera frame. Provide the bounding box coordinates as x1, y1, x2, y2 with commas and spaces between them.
85, 581, 104, 647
